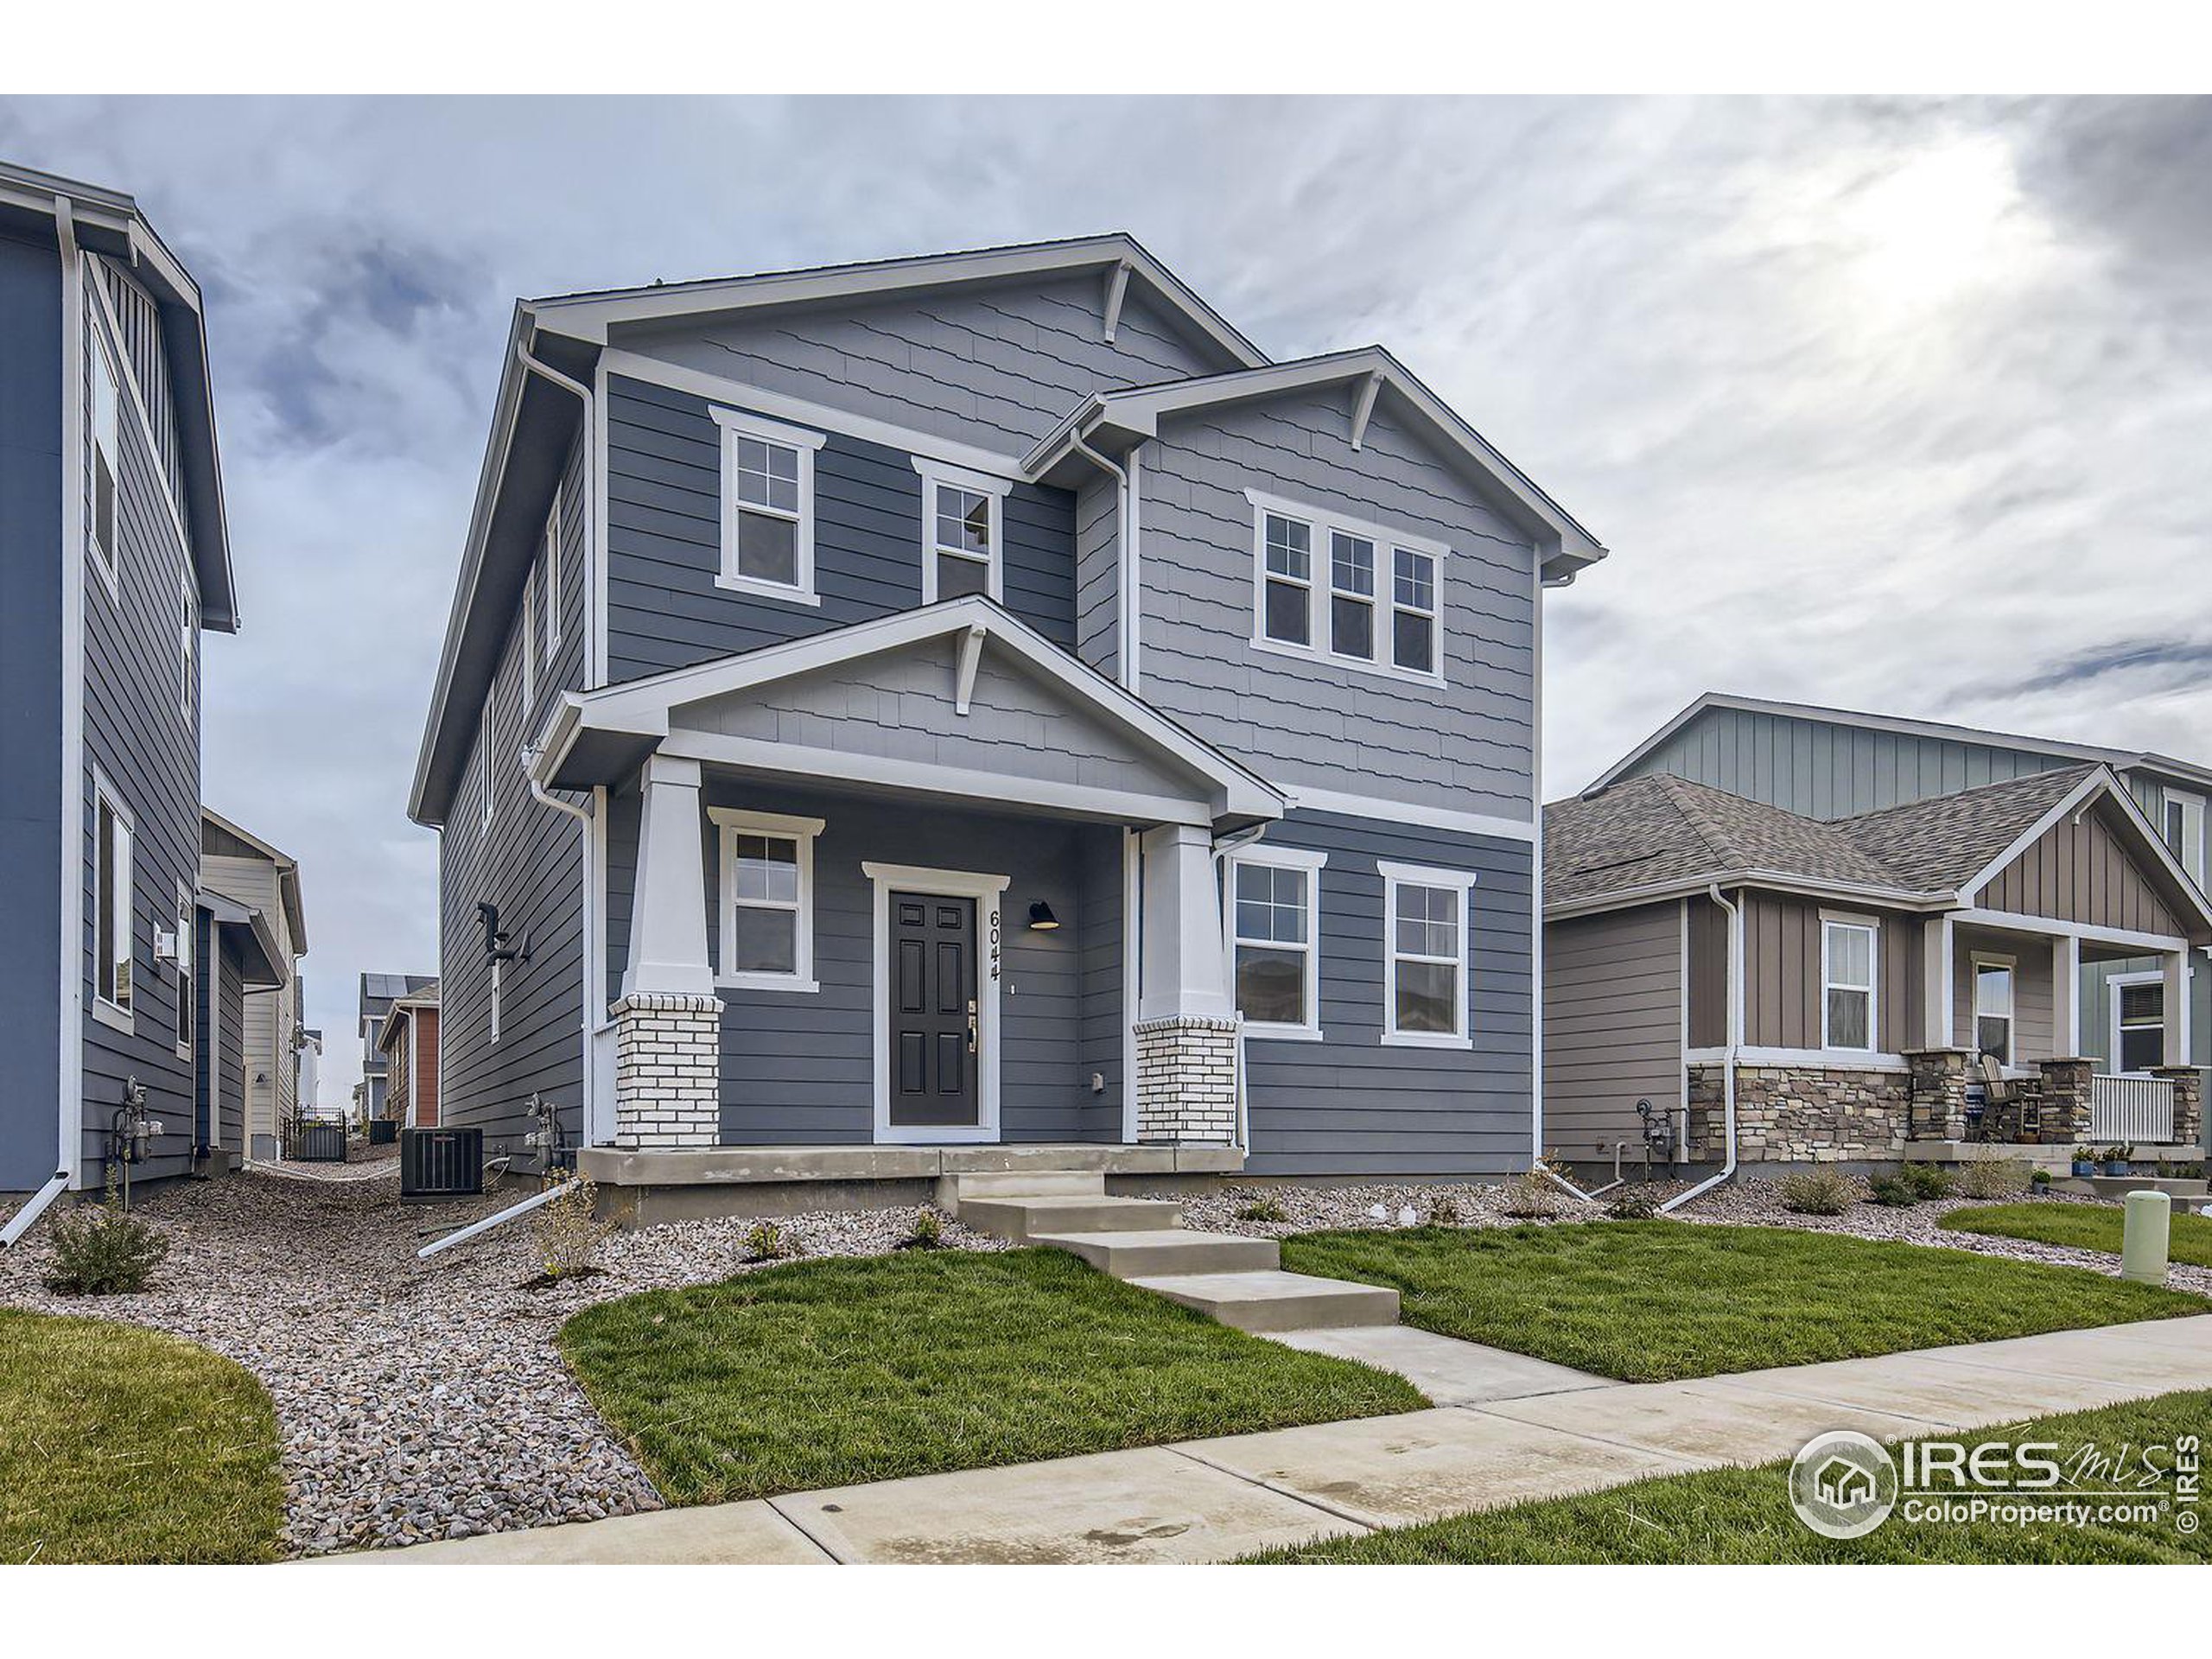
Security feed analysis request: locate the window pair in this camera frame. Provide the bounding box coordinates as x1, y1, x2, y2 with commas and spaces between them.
1253, 493, 1443, 682
1228, 852, 1475, 1045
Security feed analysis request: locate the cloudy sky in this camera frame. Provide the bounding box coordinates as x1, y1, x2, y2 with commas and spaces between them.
3, 95, 2205, 1101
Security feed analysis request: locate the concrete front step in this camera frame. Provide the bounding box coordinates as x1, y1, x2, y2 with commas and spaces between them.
1127, 1269, 1401, 1334
1030, 1228, 1281, 1277
2070, 1175, 2211, 1200
960, 1194, 1184, 1244
941, 1171, 1106, 1211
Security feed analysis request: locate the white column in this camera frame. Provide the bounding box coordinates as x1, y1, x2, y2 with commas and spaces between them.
2054, 934, 2082, 1055
622, 754, 715, 999
1922, 915, 1954, 1048
2165, 949, 2190, 1066
1138, 823, 1232, 1020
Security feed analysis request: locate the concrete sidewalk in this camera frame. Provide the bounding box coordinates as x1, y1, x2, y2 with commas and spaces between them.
325, 1314, 2212, 1566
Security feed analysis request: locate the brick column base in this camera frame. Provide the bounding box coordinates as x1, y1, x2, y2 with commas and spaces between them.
610, 992, 723, 1149
2152, 1065, 2204, 1147
1904, 1047, 1970, 1140
2040, 1058, 2095, 1141
1134, 1015, 1239, 1145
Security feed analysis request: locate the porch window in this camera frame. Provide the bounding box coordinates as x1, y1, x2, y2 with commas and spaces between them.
2117, 980, 2164, 1074
1382, 862, 1478, 1046
1247, 489, 1447, 684
1230, 849, 1325, 1038
714, 408, 824, 604
710, 808, 824, 991
1821, 918, 1877, 1051
1261, 512, 1312, 646
1329, 531, 1376, 660
1973, 957, 2014, 1065
915, 460, 1010, 604
95, 779, 134, 1023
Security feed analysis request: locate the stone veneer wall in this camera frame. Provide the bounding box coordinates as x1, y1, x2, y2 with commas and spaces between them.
1686, 1062, 1912, 1163
1133, 1015, 1239, 1145
610, 992, 723, 1149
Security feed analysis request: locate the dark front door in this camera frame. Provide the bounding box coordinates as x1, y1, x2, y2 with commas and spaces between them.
889, 892, 980, 1128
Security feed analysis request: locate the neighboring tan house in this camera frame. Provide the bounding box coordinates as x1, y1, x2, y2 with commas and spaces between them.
299, 1027, 323, 1122
358, 970, 435, 1121
200, 809, 308, 1159
378, 986, 440, 1128
404, 233, 1607, 1214
0, 162, 244, 1199
1543, 760, 2212, 1171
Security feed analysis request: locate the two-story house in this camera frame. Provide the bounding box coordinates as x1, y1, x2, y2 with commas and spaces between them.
200, 809, 308, 1159
0, 162, 250, 1205
1543, 694, 2212, 1172
406, 234, 1605, 1217
377, 984, 440, 1131
358, 970, 437, 1122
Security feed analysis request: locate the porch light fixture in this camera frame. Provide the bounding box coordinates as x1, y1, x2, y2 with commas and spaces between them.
1027, 902, 1059, 931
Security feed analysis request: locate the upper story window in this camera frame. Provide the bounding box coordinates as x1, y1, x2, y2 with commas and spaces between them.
180, 571, 198, 723
1227, 846, 1327, 1040
1381, 862, 1478, 1047
521, 561, 537, 711
91, 340, 122, 588
709, 808, 823, 991
2164, 790, 2205, 887
713, 407, 824, 606
94, 776, 135, 1027
1245, 490, 1446, 686
1821, 916, 1878, 1052
914, 460, 1011, 605
175, 882, 195, 1062
543, 483, 563, 661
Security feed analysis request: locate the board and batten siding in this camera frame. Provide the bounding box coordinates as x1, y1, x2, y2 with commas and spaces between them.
79, 261, 203, 1185
1542, 904, 1683, 1159
1979, 801, 2187, 938
1136, 395, 1537, 821
1240, 810, 1534, 1178
1738, 894, 1918, 1053
438, 426, 590, 1163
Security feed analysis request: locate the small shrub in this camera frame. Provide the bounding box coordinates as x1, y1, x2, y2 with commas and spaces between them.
741, 1219, 789, 1262
1899, 1162, 1955, 1200
1777, 1169, 1853, 1217
1955, 1158, 2031, 1200
1866, 1174, 1918, 1207
899, 1206, 945, 1250
1234, 1192, 1289, 1224
1500, 1166, 1562, 1220
1428, 1197, 1463, 1225
532, 1175, 616, 1282
43, 1165, 168, 1295
1606, 1186, 1662, 1221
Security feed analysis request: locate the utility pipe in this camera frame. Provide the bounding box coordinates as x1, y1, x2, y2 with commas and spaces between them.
1068, 429, 1135, 690
1, 1172, 70, 1249
1661, 885, 1742, 1214
418, 1178, 582, 1261
520, 744, 592, 825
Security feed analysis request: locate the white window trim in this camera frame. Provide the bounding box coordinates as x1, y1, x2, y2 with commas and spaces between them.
521, 559, 537, 712
92, 770, 134, 1033
1243, 487, 1448, 690
2164, 788, 2206, 887
1971, 950, 2017, 1065
2110, 969, 2165, 1076
480, 697, 494, 839
543, 480, 563, 661
913, 457, 1012, 605
88, 333, 122, 600
709, 807, 824, 992
174, 880, 195, 1063
180, 569, 198, 724
712, 406, 825, 606
1819, 914, 1879, 1053
1379, 861, 1478, 1049
1225, 844, 1327, 1041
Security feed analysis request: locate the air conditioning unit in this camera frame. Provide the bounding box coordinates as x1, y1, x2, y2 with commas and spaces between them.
401, 1128, 484, 1198
154, 928, 180, 964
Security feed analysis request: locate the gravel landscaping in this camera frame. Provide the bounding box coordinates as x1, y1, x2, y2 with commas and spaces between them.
0, 1168, 1000, 1557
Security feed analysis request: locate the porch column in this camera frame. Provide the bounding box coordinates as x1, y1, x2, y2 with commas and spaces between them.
1922, 915, 1954, 1051
2164, 950, 2190, 1070
611, 754, 721, 1149
1133, 823, 1238, 1146
2053, 934, 2082, 1057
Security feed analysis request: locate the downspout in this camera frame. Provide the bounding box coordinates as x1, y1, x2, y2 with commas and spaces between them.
417, 1177, 581, 1261
520, 745, 592, 826
2, 1173, 72, 1249
1661, 884, 1741, 1213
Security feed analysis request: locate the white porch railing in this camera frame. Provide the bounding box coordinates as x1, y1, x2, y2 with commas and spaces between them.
2089, 1074, 2174, 1144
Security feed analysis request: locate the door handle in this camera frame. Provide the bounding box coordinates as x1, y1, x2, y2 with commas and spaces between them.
967, 998, 979, 1054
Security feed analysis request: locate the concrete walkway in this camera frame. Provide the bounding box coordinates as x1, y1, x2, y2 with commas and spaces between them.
325, 1314, 2212, 1565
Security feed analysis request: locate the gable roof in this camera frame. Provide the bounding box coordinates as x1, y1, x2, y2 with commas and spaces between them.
1589, 691, 2212, 795
1835, 767, 2095, 893
0, 161, 238, 632
200, 807, 308, 951
1022, 346, 1606, 580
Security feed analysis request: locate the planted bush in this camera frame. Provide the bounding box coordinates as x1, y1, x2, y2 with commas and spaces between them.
1866, 1174, 1918, 1207
1956, 1158, 2031, 1200
532, 1175, 616, 1282
1234, 1192, 1289, 1224
1606, 1186, 1662, 1221
43, 1166, 168, 1296
1777, 1169, 1854, 1216
1899, 1162, 1956, 1200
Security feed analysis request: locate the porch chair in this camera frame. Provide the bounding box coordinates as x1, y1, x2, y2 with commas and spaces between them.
1975, 1052, 2041, 1144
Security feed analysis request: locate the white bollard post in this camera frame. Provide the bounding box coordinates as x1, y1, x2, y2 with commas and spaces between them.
2120, 1190, 2171, 1285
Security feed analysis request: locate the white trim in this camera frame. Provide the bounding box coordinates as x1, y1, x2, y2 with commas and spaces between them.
521, 558, 537, 712
585, 784, 609, 1144
91, 770, 134, 1035
1970, 950, 2017, 1065
543, 478, 563, 664
708, 807, 824, 993
605, 347, 1030, 482
58, 202, 86, 1187
1349, 371, 1382, 452
1101, 259, 1131, 343
2162, 787, 2206, 888
1950, 906, 2190, 956
1244, 486, 1449, 690
1819, 915, 1878, 1053
913, 457, 1010, 606
861, 862, 1009, 1145
179, 568, 198, 726
713, 405, 824, 606
1224, 845, 1326, 1041
1379, 862, 1478, 1048
590, 358, 611, 689
86, 323, 121, 602
1121, 827, 1140, 1145
2110, 969, 2167, 1076
480, 698, 494, 838
174, 879, 195, 1065
1687, 1046, 1910, 1072
1279, 781, 1536, 842
1125, 443, 1145, 696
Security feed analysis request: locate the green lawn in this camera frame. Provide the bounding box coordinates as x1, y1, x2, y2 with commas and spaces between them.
0, 1309, 285, 1564
558, 1247, 1426, 1504
1940, 1201, 2212, 1268
1277, 1221, 2204, 1382
1249, 1389, 2212, 1563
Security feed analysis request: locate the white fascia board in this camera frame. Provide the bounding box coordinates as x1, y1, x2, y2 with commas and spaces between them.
1544, 870, 1946, 922
1958, 766, 2212, 935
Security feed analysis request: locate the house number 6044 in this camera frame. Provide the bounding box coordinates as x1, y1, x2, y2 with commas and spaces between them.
988, 909, 1002, 980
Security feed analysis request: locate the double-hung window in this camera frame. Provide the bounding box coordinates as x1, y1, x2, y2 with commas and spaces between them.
1973, 955, 2014, 1065
2164, 790, 2206, 887
1247, 490, 1446, 684
1228, 848, 1326, 1039
180, 571, 198, 722
91, 340, 121, 588
543, 484, 563, 660
2115, 979, 2164, 1074
914, 460, 1010, 603
94, 778, 134, 1026
714, 408, 823, 604
710, 809, 823, 991
1381, 863, 1478, 1046
1821, 917, 1878, 1052
175, 882, 195, 1061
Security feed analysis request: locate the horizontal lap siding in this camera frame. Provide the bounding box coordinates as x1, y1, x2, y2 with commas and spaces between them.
1954, 926, 2056, 1060
1241, 812, 1534, 1177
1139, 396, 1536, 820
1543, 905, 1682, 1156
606, 373, 1077, 684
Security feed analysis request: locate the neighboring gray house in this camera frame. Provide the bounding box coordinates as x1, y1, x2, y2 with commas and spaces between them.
358, 970, 436, 1122
0, 162, 249, 1199
407, 234, 1605, 1211
1543, 694, 2212, 1169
